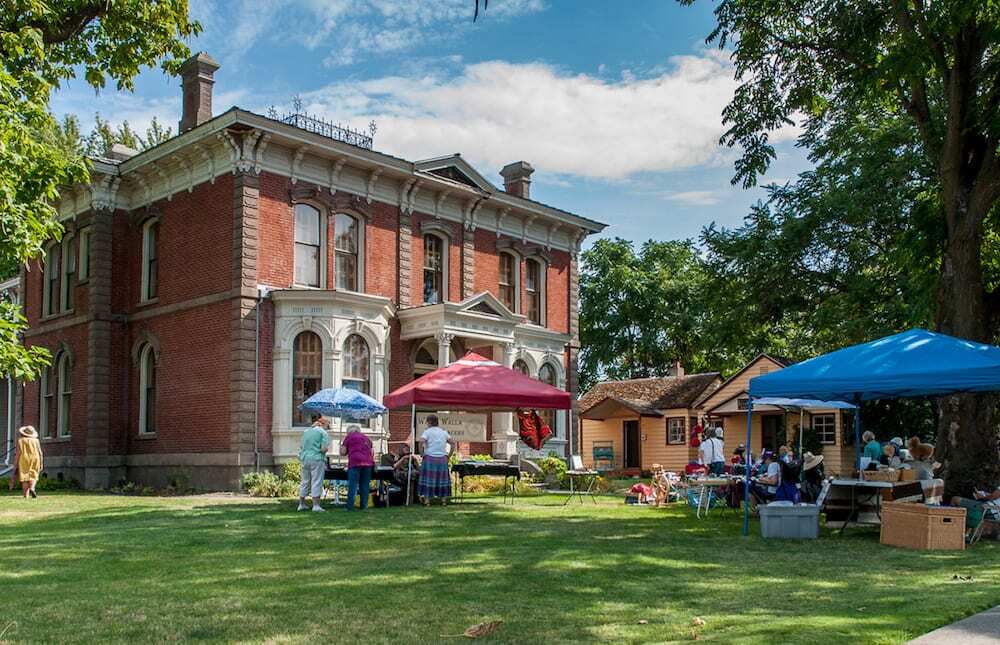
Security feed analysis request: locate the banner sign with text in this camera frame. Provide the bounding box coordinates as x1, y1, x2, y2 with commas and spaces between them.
416, 412, 488, 442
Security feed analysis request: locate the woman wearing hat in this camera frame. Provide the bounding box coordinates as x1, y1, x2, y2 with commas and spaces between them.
800, 452, 826, 503
9, 426, 43, 499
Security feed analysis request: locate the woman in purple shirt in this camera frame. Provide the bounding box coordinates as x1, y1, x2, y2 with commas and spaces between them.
340, 424, 375, 510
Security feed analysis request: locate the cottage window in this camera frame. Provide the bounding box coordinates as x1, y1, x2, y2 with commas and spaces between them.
334, 213, 361, 291
525, 258, 544, 325
538, 362, 558, 433
61, 234, 75, 311
138, 344, 157, 434
813, 413, 836, 444
40, 363, 54, 438
57, 352, 72, 437
294, 204, 322, 287
78, 227, 91, 281
667, 417, 686, 445
423, 234, 446, 304
141, 219, 159, 302
499, 252, 518, 312
292, 331, 322, 426
43, 243, 60, 316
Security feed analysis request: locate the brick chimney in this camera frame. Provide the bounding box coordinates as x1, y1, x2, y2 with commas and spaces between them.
178, 52, 220, 133
500, 161, 534, 199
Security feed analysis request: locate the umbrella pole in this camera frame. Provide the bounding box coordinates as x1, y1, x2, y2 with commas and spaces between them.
406, 403, 415, 506
743, 398, 754, 537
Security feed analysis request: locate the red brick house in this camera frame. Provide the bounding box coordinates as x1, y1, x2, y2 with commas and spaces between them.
16, 53, 606, 489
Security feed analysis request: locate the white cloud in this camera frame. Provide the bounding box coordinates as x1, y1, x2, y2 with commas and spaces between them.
296, 51, 798, 180
662, 190, 724, 206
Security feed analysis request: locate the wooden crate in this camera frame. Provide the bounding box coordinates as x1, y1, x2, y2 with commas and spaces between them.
880, 502, 966, 550
863, 469, 900, 482
899, 469, 917, 482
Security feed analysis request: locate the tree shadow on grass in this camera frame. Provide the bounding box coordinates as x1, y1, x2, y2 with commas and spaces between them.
0, 495, 998, 643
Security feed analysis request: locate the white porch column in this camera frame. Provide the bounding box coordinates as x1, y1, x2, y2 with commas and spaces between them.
436, 332, 454, 367
493, 341, 518, 458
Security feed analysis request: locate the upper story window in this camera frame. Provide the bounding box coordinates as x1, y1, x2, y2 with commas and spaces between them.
334, 213, 361, 291
292, 331, 322, 426
138, 343, 157, 434
141, 219, 159, 302
294, 204, 322, 288
61, 234, 76, 311
78, 227, 91, 281
499, 252, 518, 312
43, 243, 60, 317
525, 258, 544, 325
57, 352, 72, 438
423, 234, 446, 304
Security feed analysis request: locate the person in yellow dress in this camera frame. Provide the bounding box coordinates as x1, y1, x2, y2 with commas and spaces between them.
10, 426, 42, 499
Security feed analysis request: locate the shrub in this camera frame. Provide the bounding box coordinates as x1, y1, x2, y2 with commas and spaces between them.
2, 475, 81, 492
280, 460, 301, 484
242, 471, 297, 498
537, 456, 568, 488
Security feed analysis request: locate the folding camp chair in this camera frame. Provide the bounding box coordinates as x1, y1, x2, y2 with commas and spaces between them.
968, 505, 1000, 545
592, 442, 614, 472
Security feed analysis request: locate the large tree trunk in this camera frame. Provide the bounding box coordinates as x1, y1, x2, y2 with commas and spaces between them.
934, 186, 1000, 498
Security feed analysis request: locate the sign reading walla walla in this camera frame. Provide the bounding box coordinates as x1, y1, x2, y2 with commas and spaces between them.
416, 412, 488, 442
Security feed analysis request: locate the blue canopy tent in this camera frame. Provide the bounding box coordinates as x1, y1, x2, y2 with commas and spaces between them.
740, 328, 1000, 535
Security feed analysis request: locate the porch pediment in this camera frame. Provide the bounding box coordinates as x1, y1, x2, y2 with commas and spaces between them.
398, 292, 525, 342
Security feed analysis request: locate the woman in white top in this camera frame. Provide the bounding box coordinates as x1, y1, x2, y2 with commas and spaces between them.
417, 414, 458, 506
699, 427, 727, 476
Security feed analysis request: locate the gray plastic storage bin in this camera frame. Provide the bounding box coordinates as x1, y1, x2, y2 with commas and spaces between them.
759, 503, 820, 539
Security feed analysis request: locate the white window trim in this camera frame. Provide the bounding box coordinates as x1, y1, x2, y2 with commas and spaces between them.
524, 257, 547, 327
341, 333, 372, 426
422, 232, 449, 304
140, 218, 159, 303
498, 250, 521, 313
138, 344, 156, 435
56, 353, 71, 438
292, 203, 327, 289
334, 212, 365, 293
39, 364, 52, 439
813, 413, 837, 445
78, 227, 91, 281
42, 242, 59, 317
60, 233, 75, 312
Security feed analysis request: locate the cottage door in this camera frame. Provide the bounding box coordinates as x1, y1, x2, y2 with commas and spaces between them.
623, 420, 641, 469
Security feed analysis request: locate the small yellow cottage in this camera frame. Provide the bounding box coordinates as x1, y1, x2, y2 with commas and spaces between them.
699, 354, 856, 477
579, 369, 722, 475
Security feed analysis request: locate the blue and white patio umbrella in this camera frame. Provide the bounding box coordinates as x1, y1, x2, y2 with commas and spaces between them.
298, 388, 387, 421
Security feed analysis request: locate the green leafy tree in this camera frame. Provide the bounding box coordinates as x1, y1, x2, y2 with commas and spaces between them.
684, 0, 1000, 495
0, 1, 198, 379
579, 238, 712, 391
82, 113, 174, 157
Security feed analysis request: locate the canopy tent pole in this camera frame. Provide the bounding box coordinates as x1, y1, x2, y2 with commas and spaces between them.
798, 408, 804, 458
406, 403, 415, 506
854, 403, 862, 476
743, 397, 754, 537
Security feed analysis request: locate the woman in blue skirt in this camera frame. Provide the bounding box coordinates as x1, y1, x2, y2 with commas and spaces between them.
418, 414, 457, 506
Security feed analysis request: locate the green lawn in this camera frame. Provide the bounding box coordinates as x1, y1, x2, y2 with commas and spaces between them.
1, 492, 998, 644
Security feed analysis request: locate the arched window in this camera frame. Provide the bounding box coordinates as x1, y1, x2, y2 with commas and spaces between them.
141, 219, 159, 302
342, 334, 370, 394
138, 344, 157, 434
43, 242, 60, 316
292, 331, 322, 426
512, 359, 529, 375
499, 252, 518, 312
294, 204, 322, 287
39, 363, 54, 438
538, 362, 558, 432
57, 352, 72, 437
61, 234, 76, 311
334, 213, 361, 291
423, 234, 446, 304
525, 258, 544, 325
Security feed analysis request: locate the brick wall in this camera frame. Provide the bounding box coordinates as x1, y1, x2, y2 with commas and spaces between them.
23, 323, 90, 459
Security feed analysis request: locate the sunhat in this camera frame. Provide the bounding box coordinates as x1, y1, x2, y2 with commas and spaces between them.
18, 426, 37, 438
889, 437, 904, 448
802, 452, 824, 471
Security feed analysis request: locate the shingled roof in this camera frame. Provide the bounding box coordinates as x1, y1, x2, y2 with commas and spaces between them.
578, 372, 721, 417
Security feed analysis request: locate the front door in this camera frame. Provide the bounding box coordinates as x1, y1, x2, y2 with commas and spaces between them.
761, 415, 781, 453
623, 420, 641, 469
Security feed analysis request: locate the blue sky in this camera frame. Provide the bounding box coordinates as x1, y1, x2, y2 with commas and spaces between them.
51, 0, 810, 246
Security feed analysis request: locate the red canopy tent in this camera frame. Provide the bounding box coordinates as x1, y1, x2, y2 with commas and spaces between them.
382, 352, 571, 505
383, 351, 571, 411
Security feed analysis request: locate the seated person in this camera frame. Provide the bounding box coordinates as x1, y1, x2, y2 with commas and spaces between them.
800, 452, 826, 503
392, 445, 421, 485
751, 452, 780, 503
951, 486, 1000, 514
880, 443, 902, 469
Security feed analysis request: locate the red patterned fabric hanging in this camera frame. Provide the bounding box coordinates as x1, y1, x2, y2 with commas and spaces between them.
517, 409, 552, 450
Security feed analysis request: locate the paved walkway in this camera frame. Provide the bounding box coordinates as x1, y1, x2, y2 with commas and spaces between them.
909, 606, 1000, 644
